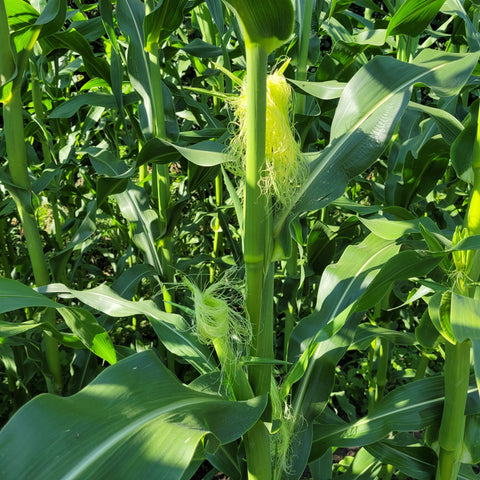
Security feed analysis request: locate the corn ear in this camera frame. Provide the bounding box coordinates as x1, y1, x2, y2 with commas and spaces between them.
230, 67, 307, 207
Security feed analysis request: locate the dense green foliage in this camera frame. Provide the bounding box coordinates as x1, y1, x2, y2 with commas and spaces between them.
1, 0, 480, 479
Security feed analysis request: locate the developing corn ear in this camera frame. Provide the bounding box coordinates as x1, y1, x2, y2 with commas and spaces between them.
230, 66, 307, 207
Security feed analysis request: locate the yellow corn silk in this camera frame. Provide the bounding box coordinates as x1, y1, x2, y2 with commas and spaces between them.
230, 67, 307, 207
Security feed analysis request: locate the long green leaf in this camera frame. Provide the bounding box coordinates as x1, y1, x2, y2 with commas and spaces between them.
274, 50, 480, 238
57, 307, 116, 365
355, 250, 442, 311
0, 351, 266, 479
450, 293, 480, 343
40, 29, 111, 84
0, 277, 60, 312
288, 234, 399, 361
0, 278, 116, 362
368, 440, 480, 480
366, 441, 436, 480
332, 448, 382, 480
386, 0, 447, 37
442, 0, 480, 51
288, 78, 346, 100
452, 99, 479, 184
280, 235, 400, 479
407, 101, 463, 145
450, 293, 480, 393
310, 376, 479, 458
40, 282, 216, 374
49, 92, 139, 118
350, 324, 415, 351
137, 137, 227, 167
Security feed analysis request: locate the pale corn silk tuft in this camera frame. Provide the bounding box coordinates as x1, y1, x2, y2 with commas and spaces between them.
184, 273, 252, 392
186, 275, 295, 473
229, 66, 308, 207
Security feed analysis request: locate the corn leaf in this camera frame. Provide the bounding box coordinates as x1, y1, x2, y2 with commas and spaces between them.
355, 250, 442, 312
407, 102, 463, 145
0, 351, 267, 479
1, 0, 66, 98
286, 235, 398, 389
288, 79, 346, 100
49, 92, 140, 118
350, 324, 415, 351
274, 50, 480, 238
144, 0, 187, 52
386, 0, 447, 37
0, 278, 116, 362
452, 99, 479, 185
330, 448, 382, 480
450, 293, 480, 394
442, 0, 480, 51
285, 235, 400, 396
40, 29, 111, 84
0, 277, 60, 312
137, 137, 227, 167
0, 0, 15, 102
39, 282, 217, 374
365, 441, 437, 480
117, 0, 155, 134
57, 307, 116, 365
310, 376, 479, 458
115, 182, 165, 276
206, 0, 225, 34
450, 293, 480, 343
34, 0, 66, 38
280, 235, 400, 479
367, 440, 480, 480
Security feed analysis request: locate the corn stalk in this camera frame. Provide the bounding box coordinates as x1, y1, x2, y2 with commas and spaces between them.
0, 0, 62, 391
435, 94, 480, 480
220, 1, 294, 478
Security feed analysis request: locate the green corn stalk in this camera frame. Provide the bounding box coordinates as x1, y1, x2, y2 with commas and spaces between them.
144, 0, 175, 316
0, 0, 62, 391
149, 47, 175, 314
435, 97, 480, 480
220, 1, 294, 478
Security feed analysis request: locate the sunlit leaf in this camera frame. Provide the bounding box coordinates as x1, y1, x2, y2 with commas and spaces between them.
387, 0, 447, 37
0, 351, 266, 479
274, 50, 480, 238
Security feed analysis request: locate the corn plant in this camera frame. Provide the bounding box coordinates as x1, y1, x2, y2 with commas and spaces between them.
1, 1, 480, 479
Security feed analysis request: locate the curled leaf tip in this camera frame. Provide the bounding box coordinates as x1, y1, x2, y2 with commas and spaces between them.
222, 0, 294, 52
